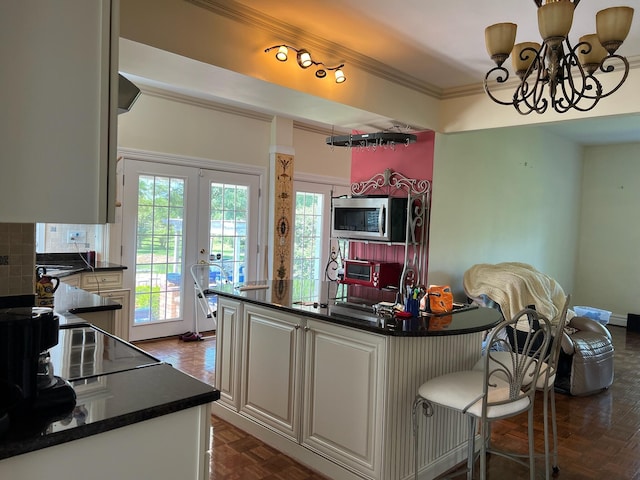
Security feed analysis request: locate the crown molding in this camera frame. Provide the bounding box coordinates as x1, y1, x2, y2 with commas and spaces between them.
138, 83, 275, 123
180, 1, 640, 103
184, 0, 442, 98
136, 82, 349, 135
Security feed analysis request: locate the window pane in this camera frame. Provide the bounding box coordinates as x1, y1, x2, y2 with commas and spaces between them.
293, 192, 324, 281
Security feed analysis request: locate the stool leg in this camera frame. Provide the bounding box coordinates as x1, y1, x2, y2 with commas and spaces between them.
412, 396, 425, 480
543, 385, 551, 479
528, 408, 536, 480
469, 416, 478, 480
550, 386, 559, 474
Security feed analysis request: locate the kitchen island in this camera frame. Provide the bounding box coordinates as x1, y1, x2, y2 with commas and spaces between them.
0, 322, 219, 480
208, 280, 501, 480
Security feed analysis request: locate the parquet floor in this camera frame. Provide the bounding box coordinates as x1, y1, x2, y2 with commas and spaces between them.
135, 325, 640, 479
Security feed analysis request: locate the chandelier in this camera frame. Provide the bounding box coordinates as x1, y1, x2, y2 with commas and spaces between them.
484, 1, 634, 115
265, 45, 346, 84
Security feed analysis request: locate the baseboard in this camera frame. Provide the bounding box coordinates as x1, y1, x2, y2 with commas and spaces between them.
608, 313, 627, 327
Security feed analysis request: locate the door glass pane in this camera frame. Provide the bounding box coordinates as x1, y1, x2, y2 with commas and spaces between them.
209, 182, 247, 285
134, 174, 184, 324
294, 192, 324, 287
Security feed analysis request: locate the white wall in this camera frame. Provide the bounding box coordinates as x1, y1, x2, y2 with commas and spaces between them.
118, 89, 350, 176
427, 126, 583, 300
293, 128, 351, 179
117, 90, 271, 165
575, 142, 640, 317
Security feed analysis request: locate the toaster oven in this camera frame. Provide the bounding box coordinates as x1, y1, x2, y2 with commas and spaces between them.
340, 260, 402, 289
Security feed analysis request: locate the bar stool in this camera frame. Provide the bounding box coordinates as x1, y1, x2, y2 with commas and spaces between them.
471, 295, 570, 478
412, 308, 552, 480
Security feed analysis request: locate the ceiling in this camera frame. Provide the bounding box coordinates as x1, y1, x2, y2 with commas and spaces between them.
127, 0, 640, 145
234, 0, 640, 92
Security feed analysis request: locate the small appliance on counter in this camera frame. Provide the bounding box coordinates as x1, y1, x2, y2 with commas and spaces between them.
0, 306, 76, 440
339, 259, 402, 289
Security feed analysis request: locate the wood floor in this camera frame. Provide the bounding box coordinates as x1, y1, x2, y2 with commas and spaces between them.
135, 325, 640, 479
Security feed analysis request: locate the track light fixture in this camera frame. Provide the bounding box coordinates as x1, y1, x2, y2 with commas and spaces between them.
484, 1, 634, 115
265, 45, 347, 84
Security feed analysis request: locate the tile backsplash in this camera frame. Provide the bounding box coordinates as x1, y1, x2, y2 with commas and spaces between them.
0, 223, 36, 296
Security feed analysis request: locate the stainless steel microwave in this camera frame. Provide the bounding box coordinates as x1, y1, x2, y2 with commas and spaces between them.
331, 196, 408, 242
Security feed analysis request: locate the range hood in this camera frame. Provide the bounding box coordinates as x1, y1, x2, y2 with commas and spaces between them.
118, 74, 141, 114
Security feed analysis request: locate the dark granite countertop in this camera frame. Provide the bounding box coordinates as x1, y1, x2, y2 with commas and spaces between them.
207, 280, 502, 337
53, 282, 122, 318
0, 324, 219, 460
36, 252, 127, 278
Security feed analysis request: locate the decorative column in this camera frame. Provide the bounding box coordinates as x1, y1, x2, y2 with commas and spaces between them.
267, 117, 295, 304
272, 153, 294, 280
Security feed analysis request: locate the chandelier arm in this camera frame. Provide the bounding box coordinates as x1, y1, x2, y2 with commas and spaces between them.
514, 55, 548, 115
553, 47, 584, 113
483, 67, 518, 106
515, 80, 548, 115
596, 54, 630, 99
554, 41, 604, 112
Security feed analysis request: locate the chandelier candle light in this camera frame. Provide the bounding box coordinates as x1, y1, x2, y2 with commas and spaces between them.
265, 45, 346, 83
484, 1, 634, 114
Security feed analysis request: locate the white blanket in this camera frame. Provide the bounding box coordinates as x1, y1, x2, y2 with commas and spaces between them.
463, 262, 567, 326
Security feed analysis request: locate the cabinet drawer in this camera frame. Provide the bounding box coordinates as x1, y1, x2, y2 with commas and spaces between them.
60, 273, 81, 288
81, 271, 123, 291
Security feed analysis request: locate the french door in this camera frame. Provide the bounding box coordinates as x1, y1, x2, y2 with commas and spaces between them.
122, 159, 259, 341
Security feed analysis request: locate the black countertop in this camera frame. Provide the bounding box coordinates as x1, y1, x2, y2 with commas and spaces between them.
0, 324, 219, 460
36, 252, 127, 278
207, 280, 502, 336
54, 282, 122, 318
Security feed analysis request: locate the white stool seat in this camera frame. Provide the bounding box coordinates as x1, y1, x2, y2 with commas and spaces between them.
417, 370, 530, 419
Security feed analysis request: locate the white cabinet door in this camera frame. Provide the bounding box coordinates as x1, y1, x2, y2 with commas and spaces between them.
240, 304, 303, 441
302, 319, 386, 479
216, 298, 243, 410
98, 289, 131, 341
0, 0, 117, 223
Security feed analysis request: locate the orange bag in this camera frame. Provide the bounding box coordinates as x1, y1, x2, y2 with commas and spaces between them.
428, 285, 453, 313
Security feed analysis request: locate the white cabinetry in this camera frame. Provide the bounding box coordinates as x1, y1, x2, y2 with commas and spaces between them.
214, 297, 487, 480
61, 270, 130, 341
0, 0, 118, 223
219, 299, 385, 479
80, 270, 124, 292
0, 404, 211, 480
240, 304, 303, 441
302, 319, 385, 478
216, 298, 243, 410
99, 288, 131, 340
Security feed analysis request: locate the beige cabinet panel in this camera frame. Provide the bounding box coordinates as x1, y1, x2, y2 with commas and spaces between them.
99, 289, 131, 341
216, 298, 243, 410
302, 319, 386, 479
81, 271, 123, 292
240, 304, 303, 441
0, 0, 118, 223
60, 274, 81, 288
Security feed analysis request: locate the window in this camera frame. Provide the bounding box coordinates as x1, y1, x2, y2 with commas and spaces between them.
292, 180, 350, 289
293, 191, 324, 281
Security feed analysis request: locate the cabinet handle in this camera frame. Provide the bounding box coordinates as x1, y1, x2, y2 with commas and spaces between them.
295, 324, 300, 330
304, 326, 310, 332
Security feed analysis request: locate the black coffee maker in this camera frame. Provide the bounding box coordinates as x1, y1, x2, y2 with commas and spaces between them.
0, 306, 76, 438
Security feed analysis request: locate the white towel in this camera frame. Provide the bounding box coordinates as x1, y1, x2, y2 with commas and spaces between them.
463, 262, 567, 326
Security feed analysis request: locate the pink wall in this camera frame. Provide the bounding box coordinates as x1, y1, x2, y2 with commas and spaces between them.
350, 130, 435, 185
348, 130, 435, 284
